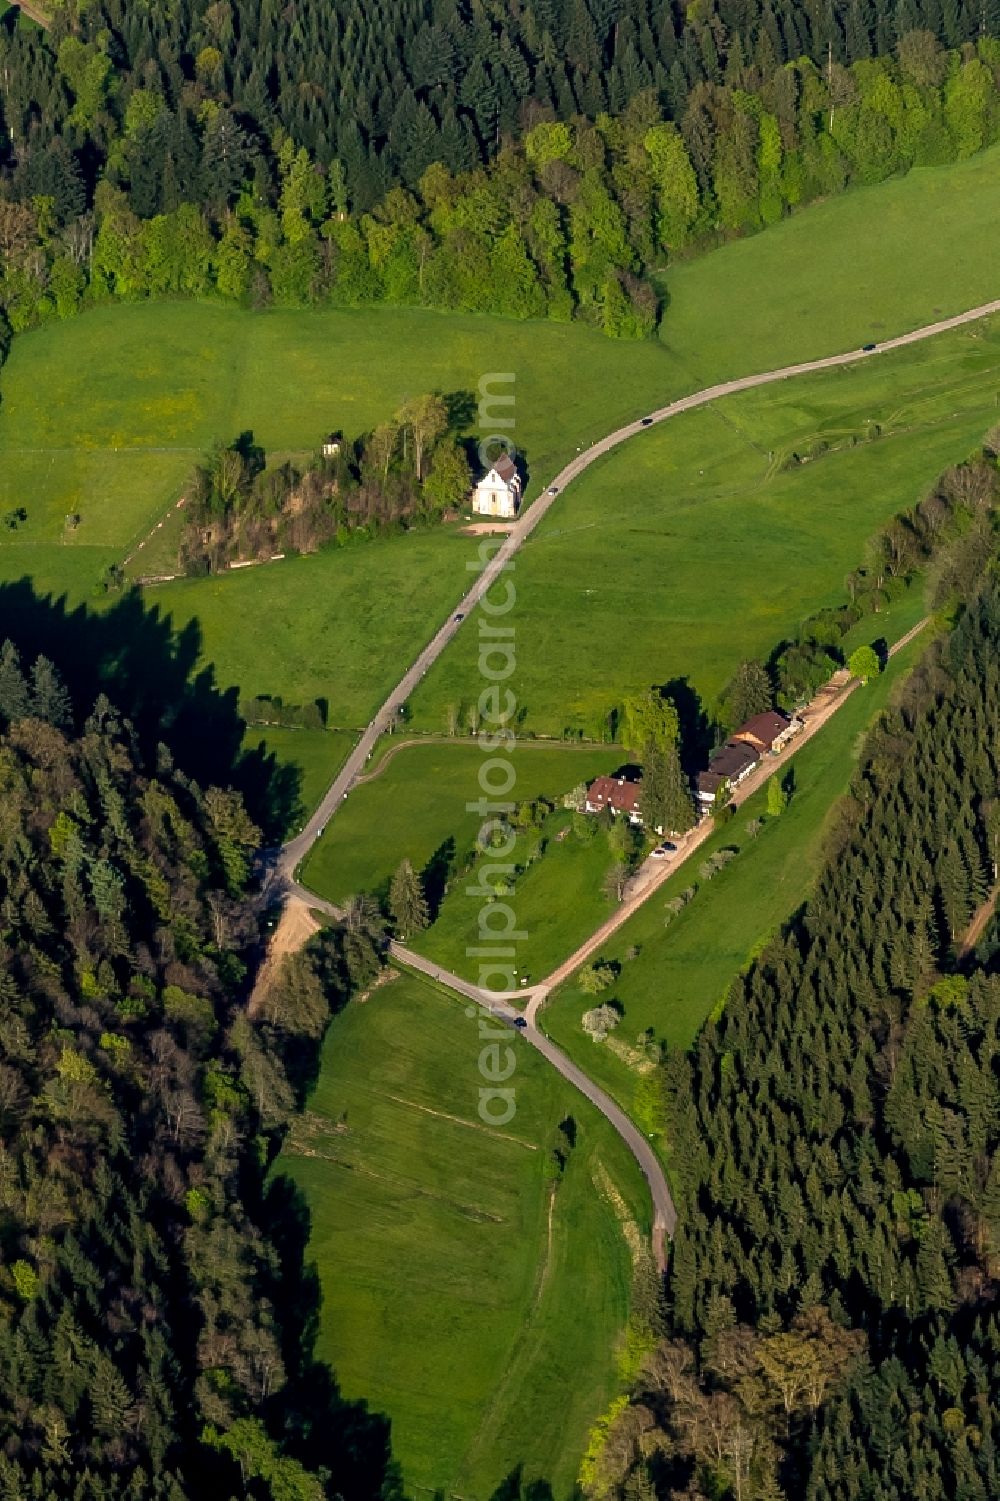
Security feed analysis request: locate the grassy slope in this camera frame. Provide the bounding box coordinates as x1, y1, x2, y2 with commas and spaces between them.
408, 317, 1000, 735
301, 741, 616, 902
542, 628, 928, 1120
659, 146, 1000, 385
146, 532, 481, 728
1, 141, 998, 580
410, 804, 618, 987
276, 970, 648, 1498
0, 300, 678, 563
0, 143, 995, 719
240, 726, 356, 836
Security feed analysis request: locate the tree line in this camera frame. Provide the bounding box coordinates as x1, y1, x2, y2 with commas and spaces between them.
179, 395, 471, 574
2, 22, 1000, 342
579, 568, 1000, 1494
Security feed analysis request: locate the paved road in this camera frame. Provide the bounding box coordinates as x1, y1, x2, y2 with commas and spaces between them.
269, 296, 993, 1261
283, 612, 931, 1263
282, 875, 676, 1261
270, 297, 1000, 903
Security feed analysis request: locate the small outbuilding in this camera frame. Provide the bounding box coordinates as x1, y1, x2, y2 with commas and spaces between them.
322, 431, 343, 458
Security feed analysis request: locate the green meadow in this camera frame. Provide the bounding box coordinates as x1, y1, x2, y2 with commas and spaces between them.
0, 140, 996, 740
0, 299, 679, 565
145, 532, 482, 729
409, 803, 619, 988
0, 122, 995, 1499
276, 968, 648, 1498
240, 726, 356, 837
659, 145, 1000, 386
301, 740, 617, 902
408, 317, 1000, 737
541, 625, 930, 1123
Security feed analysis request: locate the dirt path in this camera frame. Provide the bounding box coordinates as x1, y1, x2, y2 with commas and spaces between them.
351, 732, 625, 787
269, 299, 997, 909
527, 615, 930, 1008
10, 0, 50, 24
959, 882, 1000, 957
262, 618, 933, 1267
261, 296, 988, 1254
247, 894, 321, 1017
122, 494, 186, 569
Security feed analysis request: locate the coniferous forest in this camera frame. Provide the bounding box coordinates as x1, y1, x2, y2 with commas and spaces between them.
1, 1, 1000, 1497
584, 580, 1000, 1498
0, 632, 395, 1498
2, 3, 1000, 337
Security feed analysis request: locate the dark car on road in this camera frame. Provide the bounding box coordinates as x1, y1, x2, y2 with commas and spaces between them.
640, 416, 654, 426
513, 1017, 528, 1029
862, 343, 877, 352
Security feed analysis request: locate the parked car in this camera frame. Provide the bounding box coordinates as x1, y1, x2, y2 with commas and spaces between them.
650, 842, 676, 859
513, 1016, 528, 1029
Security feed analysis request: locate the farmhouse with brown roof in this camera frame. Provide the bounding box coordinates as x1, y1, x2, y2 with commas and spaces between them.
695, 741, 760, 807
585, 774, 644, 825
731, 709, 803, 755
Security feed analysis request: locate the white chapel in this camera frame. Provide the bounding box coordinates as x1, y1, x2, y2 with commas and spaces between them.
472, 452, 521, 518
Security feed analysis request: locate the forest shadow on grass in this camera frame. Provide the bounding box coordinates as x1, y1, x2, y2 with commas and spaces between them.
263, 1173, 404, 1498
264, 1175, 568, 1500
0, 577, 302, 840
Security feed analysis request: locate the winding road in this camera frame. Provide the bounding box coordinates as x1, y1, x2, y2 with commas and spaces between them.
267, 297, 999, 1267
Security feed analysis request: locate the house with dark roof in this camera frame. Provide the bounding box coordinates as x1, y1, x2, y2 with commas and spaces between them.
695, 741, 759, 807
473, 452, 521, 518
585, 774, 644, 826
731, 709, 802, 755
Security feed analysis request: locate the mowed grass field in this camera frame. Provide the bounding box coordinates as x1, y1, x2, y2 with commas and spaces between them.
146, 532, 482, 729
0, 299, 680, 563
240, 726, 356, 836
410, 803, 619, 987
542, 624, 930, 1124
659, 144, 1000, 387
409, 316, 1000, 736
0, 141, 995, 724
277, 969, 648, 1497
301, 741, 617, 902
0, 139, 996, 585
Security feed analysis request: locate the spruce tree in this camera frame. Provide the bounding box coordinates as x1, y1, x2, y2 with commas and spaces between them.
389, 858, 429, 936
662, 744, 696, 834
28, 656, 72, 728
721, 658, 773, 729
0, 642, 30, 722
